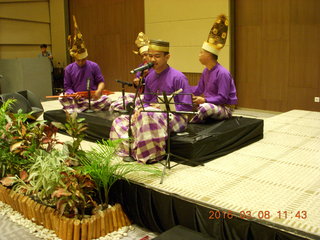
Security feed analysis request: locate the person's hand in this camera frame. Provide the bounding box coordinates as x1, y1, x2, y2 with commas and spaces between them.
150, 103, 160, 109
192, 95, 206, 105
93, 89, 102, 100
142, 69, 149, 78
132, 107, 143, 121
133, 77, 140, 87
74, 92, 83, 100
65, 92, 81, 100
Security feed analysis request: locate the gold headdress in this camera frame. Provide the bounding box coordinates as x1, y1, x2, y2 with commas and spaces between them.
202, 14, 228, 56
149, 39, 170, 52
68, 16, 88, 60
133, 32, 149, 55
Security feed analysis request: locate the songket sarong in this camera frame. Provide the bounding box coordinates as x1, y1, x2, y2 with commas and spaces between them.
110, 107, 187, 163
190, 103, 232, 123
59, 95, 111, 113
109, 93, 142, 112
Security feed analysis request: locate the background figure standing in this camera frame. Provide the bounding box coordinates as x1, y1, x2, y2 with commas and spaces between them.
59, 16, 110, 113
38, 44, 53, 59
38, 44, 54, 89
191, 14, 237, 123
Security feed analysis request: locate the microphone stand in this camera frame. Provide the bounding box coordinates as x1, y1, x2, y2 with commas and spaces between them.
86, 78, 94, 113
132, 70, 145, 109
123, 101, 135, 162
120, 82, 127, 113
123, 70, 145, 162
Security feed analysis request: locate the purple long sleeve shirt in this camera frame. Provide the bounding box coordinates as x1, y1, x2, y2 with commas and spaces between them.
143, 66, 192, 111
193, 63, 238, 105
63, 60, 105, 94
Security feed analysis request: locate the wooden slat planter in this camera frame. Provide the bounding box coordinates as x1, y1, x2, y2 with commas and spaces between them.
0, 184, 131, 240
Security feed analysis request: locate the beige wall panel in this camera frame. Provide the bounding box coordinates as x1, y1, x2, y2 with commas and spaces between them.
145, 0, 230, 74
146, 19, 230, 47
0, 19, 50, 44
49, 0, 68, 67
0, 2, 49, 22
169, 46, 230, 73
145, 0, 229, 23
0, 45, 50, 58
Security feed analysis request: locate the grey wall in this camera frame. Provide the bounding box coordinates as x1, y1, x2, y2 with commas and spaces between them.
0, 58, 52, 100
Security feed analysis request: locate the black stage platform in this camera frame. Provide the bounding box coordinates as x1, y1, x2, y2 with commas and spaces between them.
109, 180, 311, 240
44, 109, 263, 164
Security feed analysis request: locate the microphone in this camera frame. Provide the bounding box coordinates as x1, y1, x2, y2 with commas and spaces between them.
130, 62, 154, 74
86, 78, 90, 91
116, 79, 133, 87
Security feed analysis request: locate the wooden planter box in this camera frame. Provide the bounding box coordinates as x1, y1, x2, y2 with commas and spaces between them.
0, 184, 131, 240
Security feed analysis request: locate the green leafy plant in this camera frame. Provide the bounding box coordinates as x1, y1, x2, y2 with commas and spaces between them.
51, 171, 98, 219
0, 99, 61, 177
79, 139, 161, 207
13, 149, 73, 205
52, 112, 87, 164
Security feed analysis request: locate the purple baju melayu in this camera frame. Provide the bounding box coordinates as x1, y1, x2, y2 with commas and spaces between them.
110, 66, 192, 163
59, 60, 110, 113
191, 63, 238, 123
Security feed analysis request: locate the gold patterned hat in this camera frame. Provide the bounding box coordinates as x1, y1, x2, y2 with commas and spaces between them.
68, 16, 88, 60
149, 39, 170, 52
133, 32, 149, 55
202, 14, 228, 56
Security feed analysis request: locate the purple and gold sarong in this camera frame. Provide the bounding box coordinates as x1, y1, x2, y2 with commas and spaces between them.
59, 95, 111, 113
110, 107, 187, 163
109, 93, 142, 112
190, 103, 232, 123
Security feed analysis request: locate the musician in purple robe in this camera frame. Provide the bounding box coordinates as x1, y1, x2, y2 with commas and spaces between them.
110, 40, 193, 163
59, 16, 110, 113
191, 14, 238, 123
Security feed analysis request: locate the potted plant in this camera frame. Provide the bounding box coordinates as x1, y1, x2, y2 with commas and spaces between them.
0, 99, 161, 239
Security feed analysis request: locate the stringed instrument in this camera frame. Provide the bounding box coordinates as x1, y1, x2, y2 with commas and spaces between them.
46, 90, 114, 99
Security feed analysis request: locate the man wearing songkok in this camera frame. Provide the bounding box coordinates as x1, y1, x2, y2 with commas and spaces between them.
191, 14, 237, 123
59, 16, 110, 113
109, 32, 151, 112
110, 39, 192, 163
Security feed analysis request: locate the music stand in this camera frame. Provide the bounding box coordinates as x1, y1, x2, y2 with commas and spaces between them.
142, 91, 203, 184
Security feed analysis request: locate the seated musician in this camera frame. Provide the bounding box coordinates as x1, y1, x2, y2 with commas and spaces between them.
59, 16, 110, 113
109, 32, 152, 112
190, 15, 238, 123
132, 32, 152, 92
110, 40, 193, 163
